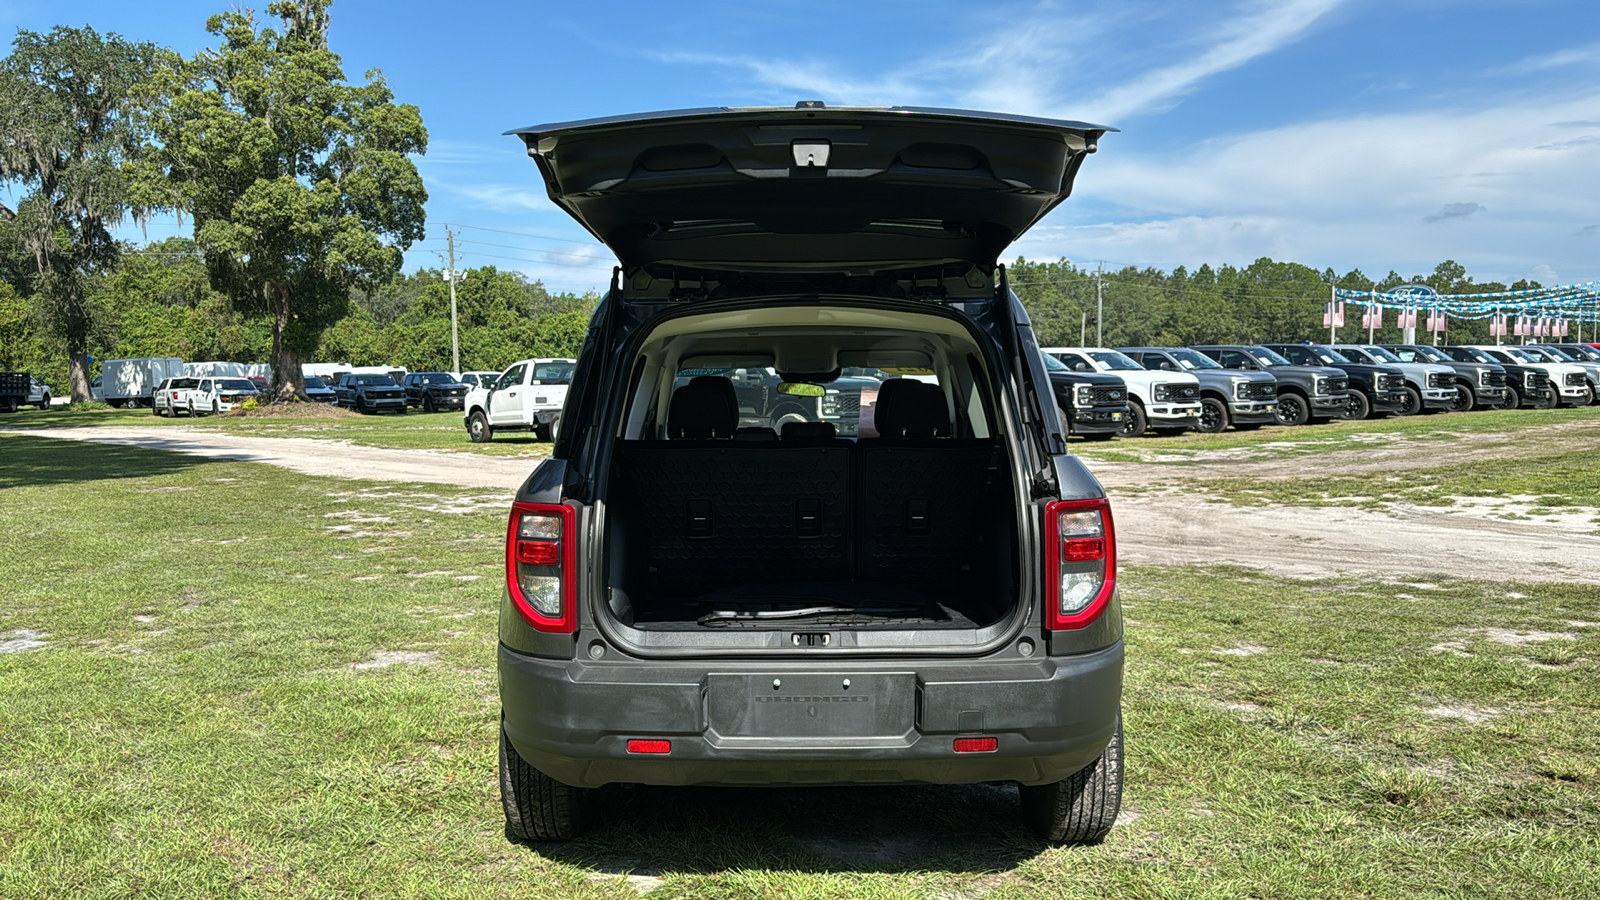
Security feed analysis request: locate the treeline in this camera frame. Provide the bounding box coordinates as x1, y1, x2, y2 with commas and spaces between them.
0, 237, 594, 387
1010, 257, 1548, 348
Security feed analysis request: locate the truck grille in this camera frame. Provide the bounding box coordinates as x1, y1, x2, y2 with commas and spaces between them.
1427, 372, 1453, 389
1154, 383, 1199, 402
1484, 371, 1506, 388
1379, 374, 1406, 392
1565, 372, 1586, 387
1527, 371, 1550, 390
1326, 377, 1349, 394
822, 393, 861, 417
1245, 382, 1276, 401
1091, 386, 1126, 404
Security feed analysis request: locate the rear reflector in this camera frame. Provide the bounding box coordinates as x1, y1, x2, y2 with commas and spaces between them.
953, 737, 998, 753
515, 540, 561, 566
626, 739, 672, 754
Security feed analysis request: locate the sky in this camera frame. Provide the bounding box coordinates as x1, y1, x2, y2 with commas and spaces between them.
6, 0, 1600, 294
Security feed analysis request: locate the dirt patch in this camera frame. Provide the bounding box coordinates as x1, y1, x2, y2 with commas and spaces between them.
1480, 628, 1577, 646
1422, 704, 1501, 724
219, 402, 361, 420
0, 629, 48, 653
1213, 642, 1267, 657
353, 650, 439, 669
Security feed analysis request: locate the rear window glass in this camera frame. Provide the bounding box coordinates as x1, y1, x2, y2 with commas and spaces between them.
217, 379, 256, 390
351, 374, 395, 385
671, 366, 944, 439
532, 363, 575, 383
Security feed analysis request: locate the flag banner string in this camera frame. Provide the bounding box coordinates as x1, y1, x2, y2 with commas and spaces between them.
1333, 281, 1600, 322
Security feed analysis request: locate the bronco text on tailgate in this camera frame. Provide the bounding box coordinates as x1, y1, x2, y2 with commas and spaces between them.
495, 104, 1124, 843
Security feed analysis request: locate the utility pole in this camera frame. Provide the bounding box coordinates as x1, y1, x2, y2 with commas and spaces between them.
1080, 310, 1086, 346
446, 227, 460, 376
1095, 264, 1103, 346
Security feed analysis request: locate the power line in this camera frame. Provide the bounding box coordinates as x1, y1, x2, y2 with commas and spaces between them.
425, 220, 598, 247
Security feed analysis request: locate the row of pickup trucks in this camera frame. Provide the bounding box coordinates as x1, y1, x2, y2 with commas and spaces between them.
635, 342, 1600, 442
1034, 342, 1600, 437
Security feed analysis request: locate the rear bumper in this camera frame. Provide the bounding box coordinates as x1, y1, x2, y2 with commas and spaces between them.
499, 641, 1124, 788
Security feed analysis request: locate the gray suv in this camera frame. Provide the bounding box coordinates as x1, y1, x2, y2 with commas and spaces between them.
496, 104, 1125, 843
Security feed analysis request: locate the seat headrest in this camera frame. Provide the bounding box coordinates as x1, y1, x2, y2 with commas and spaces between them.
872, 379, 950, 439
781, 421, 836, 443
667, 376, 738, 439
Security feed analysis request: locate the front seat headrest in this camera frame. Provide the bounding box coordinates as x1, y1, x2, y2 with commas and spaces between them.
667, 376, 738, 439
872, 379, 950, 439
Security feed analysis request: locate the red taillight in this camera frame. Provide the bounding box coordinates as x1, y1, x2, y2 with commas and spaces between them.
953, 737, 998, 753
1044, 497, 1116, 630
627, 739, 671, 754
505, 502, 576, 633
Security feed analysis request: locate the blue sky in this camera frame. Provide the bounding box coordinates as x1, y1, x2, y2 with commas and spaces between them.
6, 0, 1600, 293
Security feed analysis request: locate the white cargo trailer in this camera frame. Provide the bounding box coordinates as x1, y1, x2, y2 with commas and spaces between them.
98, 357, 184, 407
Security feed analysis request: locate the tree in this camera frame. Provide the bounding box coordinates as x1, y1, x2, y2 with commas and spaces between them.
0, 26, 157, 402
144, 0, 426, 400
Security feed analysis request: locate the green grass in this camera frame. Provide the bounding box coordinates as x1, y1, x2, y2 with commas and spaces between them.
1072, 404, 1600, 463
3, 433, 1599, 897
2, 405, 551, 457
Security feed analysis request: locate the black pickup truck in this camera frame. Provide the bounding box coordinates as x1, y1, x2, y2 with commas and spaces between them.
334, 373, 408, 414
403, 372, 470, 412
1262, 344, 1406, 420
1042, 352, 1128, 439
1439, 346, 1552, 409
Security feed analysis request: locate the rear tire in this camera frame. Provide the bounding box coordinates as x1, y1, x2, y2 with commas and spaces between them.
1451, 384, 1476, 413
468, 410, 493, 443
1119, 402, 1148, 438
500, 722, 594, 841
1338, 391, 1370, 421
38, 393, 50, 410
1, 397, 16, 414
423, 394, 436, 413
1196, 397, 1228, 433
1020, 714, 1123, 843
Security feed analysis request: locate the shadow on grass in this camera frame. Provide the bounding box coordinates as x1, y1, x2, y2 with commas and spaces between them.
0, 433, 199, 488
525, 783, 1048, 876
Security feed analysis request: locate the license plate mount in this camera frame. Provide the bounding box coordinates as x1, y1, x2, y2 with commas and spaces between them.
707, 672, 915, 741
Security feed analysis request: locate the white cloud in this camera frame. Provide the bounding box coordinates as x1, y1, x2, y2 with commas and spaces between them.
1498, 41, 1600, 74
1015, 91, 1600, 282
1071, 0, 1345, 122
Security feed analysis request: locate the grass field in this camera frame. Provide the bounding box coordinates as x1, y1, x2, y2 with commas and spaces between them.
3, 432, 1598, 898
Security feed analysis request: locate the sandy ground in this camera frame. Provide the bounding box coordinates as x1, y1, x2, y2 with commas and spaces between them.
11, 423, 1599, 584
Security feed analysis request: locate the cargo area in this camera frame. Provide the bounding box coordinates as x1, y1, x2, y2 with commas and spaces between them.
596, 308, 1023, 636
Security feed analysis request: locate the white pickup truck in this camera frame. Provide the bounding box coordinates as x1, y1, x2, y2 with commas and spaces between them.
463, 358, 576, 443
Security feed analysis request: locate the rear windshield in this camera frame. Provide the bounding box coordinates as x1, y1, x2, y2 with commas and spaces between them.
351, 374, 396, 386
533, 363, 575, 383
670, 365, 945, 439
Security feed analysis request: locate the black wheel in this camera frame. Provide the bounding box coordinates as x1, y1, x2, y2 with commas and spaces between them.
187, 401, 197, 417
500, 722, 594, 841
1, 397, 16, 414
1498, 384, 1521, 410
1451, 384, 1476, 412
1119, 402, 1148, 438
395, 404, 406, 415
1020, 713, 1123, 843
468, 410, 493, 443
1338, 391, 1370, 421
1398, 386, 1422, 416
1274, 393, 1309, 426
1196, 397, 1228, 433
357, 396, 370, 415
153, 404, 164, 417
532, 421, 551, 441
422, 394, 436, 413
212, 400, 220, 416
38, 393, 50, 410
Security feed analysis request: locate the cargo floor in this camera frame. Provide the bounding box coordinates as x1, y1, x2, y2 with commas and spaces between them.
631, 579, 987, 631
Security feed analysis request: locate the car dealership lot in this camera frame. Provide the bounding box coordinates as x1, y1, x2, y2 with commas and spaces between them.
2, 409, 1597, 897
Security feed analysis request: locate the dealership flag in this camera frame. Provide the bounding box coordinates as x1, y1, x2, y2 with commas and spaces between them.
1490, 315, 1507, 336
1323, 302, 1345, 328
1362, 305, 1383, 328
